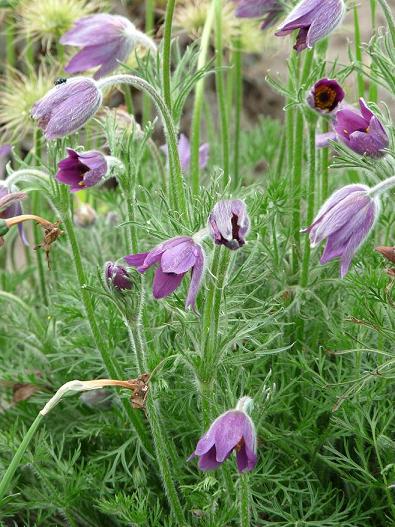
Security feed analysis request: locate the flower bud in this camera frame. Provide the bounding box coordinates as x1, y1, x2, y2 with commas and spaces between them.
73, 203, 97, 227
105, 262, 133, 292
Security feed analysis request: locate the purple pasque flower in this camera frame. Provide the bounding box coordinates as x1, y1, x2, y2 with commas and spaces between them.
208, 199, 250, 250
275, 0, 346, 52
302, 184, 380, 277
56, 148, 107, 192
105, 262, 133, 291
307, 78, 345, 115
61, 14, 156, 80
124, 236, 205, 310
0, 183, 28, 245
234, 0, 284, 30
334, 98, 389, 158
31, 77, 102, 140
161, 134, 209, 172
189, 397, 257, 472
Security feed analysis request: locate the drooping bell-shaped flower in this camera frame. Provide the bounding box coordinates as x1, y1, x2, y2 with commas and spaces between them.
60, 14, 157, 80
161, 134, 209, 172
276, 0, 346, 52
56, 148, 108, 192
208, 199, 250, 250
105, 262, 133, 292
189, 397, 257, 472
233, 0, 284, 30
0, 183, 28, 246
307, 78, 345, 115
31, 77, 102, 140
302, 184, 380, 277
124, 236, 205, 310
334, 98, 389, 158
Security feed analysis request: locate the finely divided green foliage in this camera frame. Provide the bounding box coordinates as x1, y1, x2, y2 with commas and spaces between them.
0, 1, 395, 526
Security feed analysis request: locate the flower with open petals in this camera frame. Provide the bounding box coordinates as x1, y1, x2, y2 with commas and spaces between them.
234, 0, 284, 30
302, 184, 380, 277
276, 0, 345, 52
161, 134, 209, 172
61, 14, 156, 79
307, 78, 345, 115
105, 262, 133, 292
189, 397, 257, 472
124, 236, 205, 310
334, 98, 389, 158
0, 183, 28, 246
208, 199, 250, 250
31, 77, 102, 140
56, 148, 107, 192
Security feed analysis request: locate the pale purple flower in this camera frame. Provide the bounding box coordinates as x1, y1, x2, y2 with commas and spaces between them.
124, 236, 205, 310
0, 183, 28, 245
61, 14, 156, 79
56, 148, 107, 192
189, 398, 257, 472
0, 145, 12, 158
208, 200, 250, 250
307, 78, 345, 114
31, 77, 102, 140
334, 98, 389, 158
161, 134, 209, 172
234, 0, 284, 30
302, 184, 380, 277
105, 262, 133, 291
276, 0, 346, 52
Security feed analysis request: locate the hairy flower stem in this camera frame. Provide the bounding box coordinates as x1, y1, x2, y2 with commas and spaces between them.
143, 0, 155, 123
321, 120, 330, 201
239, 473, 251, 527
369, 176, 395, 197
233, 34, 243, 189
162, 0, 176, 112
190, 0, 216, 195
59, 193, 152, 456
0, 413, 43, 502
369, 0, 378, 102
97, 75, 188, 221
215, 0, 230, 188
291, 50, 314, 277
5, 16, 16, 69
32, 192, 49, 306
378, 0, 395, 48
353, 6, 365, 99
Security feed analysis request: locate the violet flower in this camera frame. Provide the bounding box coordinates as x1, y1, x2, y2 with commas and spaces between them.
31, 77, 102, 140
124, 236, 205, 310
276, 0, 346, 52
60, 14, 156, 80
307, 78, 345, 115
161, 134, 209, 172
0, 145, 12, 158
56, 148, 107, 192
234, 0, 284, 30
302, 184, 380, 277
334, 98, 389, 158
189, 397, 257, 472
0, 183, 28, 246
208, 200, 250, 250
105, 262, 133, 291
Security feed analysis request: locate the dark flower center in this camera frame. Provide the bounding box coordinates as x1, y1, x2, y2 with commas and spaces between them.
235, 437, 245, 452
219, 214, 244, 250
314, 85, 338, 111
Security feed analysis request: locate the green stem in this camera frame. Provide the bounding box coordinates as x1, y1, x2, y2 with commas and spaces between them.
190, 0, 216, 195
162, 0, 176, 112
32, 192, 49, 306
321, 119, 330, 201
60, 197, 152, 456
5, 16, 16, 69
378, 0, 395, 48
214, 0, 230, 188
369, 0, 378, 102
239, 473, 251, 527
0, 414, 43, 502
97, 75, 188, 221
233, 34, 243, 189
143, 0, 155, 123
353, 6, 365, 98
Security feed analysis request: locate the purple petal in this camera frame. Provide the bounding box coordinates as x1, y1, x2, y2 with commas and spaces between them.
185, 245, 205, 310
0, 145, 12, 158
214, 411, 246, 462
124, 252, 150, 268
178, 134, 191, 172
60, 14, 132, 46
198, 446, 222, 471
161, 240, 197, 274
152, 268, 185, 299
316, 131, 337, 148
198, 143, 209, 169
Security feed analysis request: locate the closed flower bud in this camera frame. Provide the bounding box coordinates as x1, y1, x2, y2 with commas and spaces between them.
0, 183, 28, 245
57, 148, 108, 192
276, 0, 346, 52
307, 78, 345, 115
73, 203, 97, 227
189, 396, 257, 472
302, 184, 380, 277
208, 199, 250, 250
31, 77, 102, 140
105, 262, 133, 292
